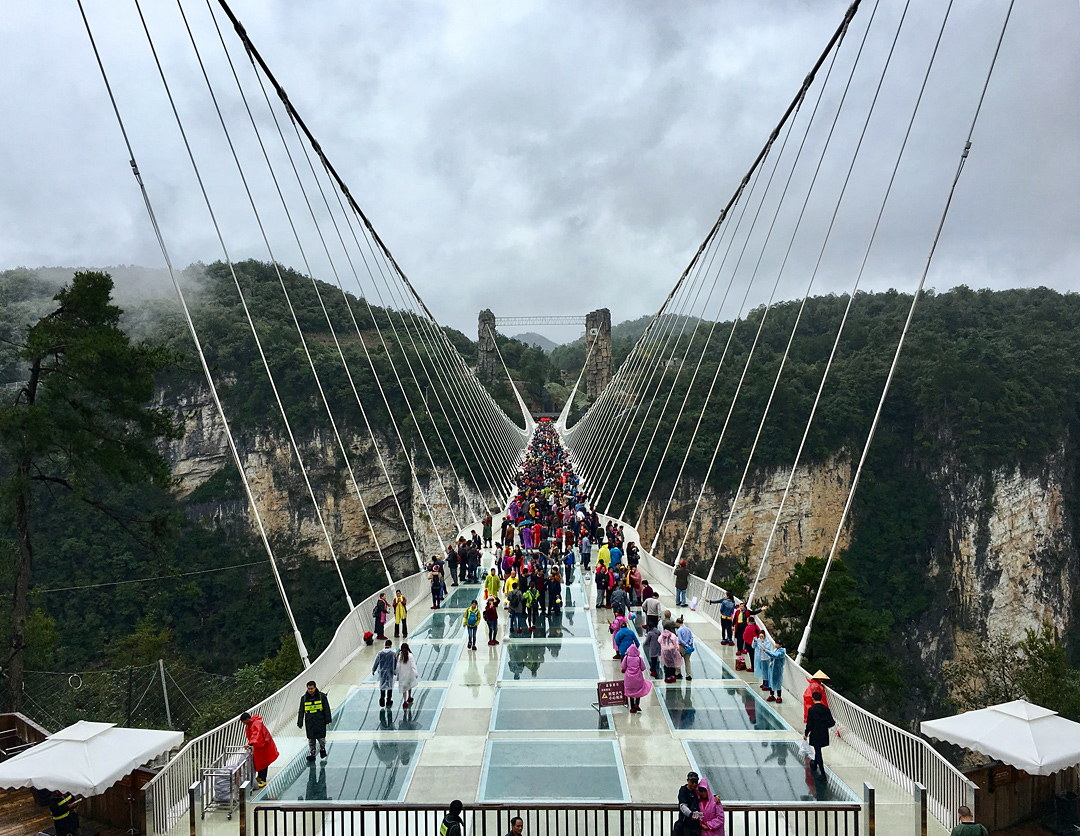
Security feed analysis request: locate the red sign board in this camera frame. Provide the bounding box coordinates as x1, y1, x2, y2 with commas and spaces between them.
597, 680, 626, 707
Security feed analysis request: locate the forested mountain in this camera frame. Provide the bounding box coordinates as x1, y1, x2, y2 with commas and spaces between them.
1, 263, 1077, 728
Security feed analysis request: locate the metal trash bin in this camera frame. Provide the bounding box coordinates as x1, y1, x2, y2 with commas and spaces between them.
200, 746, 252, 820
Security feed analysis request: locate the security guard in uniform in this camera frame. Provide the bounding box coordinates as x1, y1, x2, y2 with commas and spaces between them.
297, 679, 331, 761
35, 789, 80, 836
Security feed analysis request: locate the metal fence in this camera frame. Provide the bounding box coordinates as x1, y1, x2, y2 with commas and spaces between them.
627, 522, 975, 832
248, 801, 864, 836
145, 568, 430, 836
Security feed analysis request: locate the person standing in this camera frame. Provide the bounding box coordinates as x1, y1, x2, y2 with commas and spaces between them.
804, 690, 836, 774
676, 617, 695, 681
482, 511, 493, 549
580, 533, 592, 572
440, 800, 465, 836
621, 643, 652, 713
643, 591, 663, 631
483, 597, 500, 645
34, 790, 80, 836
241, 711, 279, 788
393, 590, 408, 639
660, 624, 682, 683
674, 560, 690, 607
678, 772, 703, 836
718, 592, 735, 645
764, 643, 786, 703
429, 562, 444, 609
372, 639, 397, 707
463, 600, 481, 650
484, 567, 501, 602
644, 623, 662, 678
504, 815, 524, 836
296, 680, 331, 762
373, 593, 390, 640
697, 776, 725, 836
949, 806, 989, 836
397, 643, 419, 706
447, 545, 460, 587
508, 585, 525, 634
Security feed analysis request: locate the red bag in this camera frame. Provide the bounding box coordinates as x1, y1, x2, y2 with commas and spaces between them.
363, 631, 374, 646
735, 656, 746, 671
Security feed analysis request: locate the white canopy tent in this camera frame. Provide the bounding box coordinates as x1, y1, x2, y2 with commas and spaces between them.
921, 700, 1080, 776
0, 720, 183, 796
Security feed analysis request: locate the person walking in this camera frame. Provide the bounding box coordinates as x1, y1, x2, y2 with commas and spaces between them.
803, 670, 830, 723
643, 591, 663, 631
677, 772, 703, 836
296, 680, 331, 762
621, 643, 652, 713
393, 590, 408, 639
397, 643, 419, 706
463, 600, 481, 650
660, 624, 682, 683
644, 623, 662, 678
613, 619, 640, 660
804, 690, 836, 774
949, 806, 989, 836
373, 592, 390, 640
523, 585, 539, 632
483, 597, 500, 645
372, 639, 397, 707
508, 585, 525, 634
241, 711, 279, 788
674, 560, 690, 607
676, 617, 695, 681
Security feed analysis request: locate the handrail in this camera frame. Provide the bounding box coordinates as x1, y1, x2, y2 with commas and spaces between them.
144, 567, 430, 836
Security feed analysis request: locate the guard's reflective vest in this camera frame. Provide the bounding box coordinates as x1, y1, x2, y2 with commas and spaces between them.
50, 793, 75, 821
298, 690, 331, 738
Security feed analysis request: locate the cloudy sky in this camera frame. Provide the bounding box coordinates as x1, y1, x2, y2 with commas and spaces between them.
1, 0, 1077, 340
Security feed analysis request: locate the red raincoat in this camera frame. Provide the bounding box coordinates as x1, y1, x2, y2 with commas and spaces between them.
803, 679, 829, 723
245, 714, 279, 772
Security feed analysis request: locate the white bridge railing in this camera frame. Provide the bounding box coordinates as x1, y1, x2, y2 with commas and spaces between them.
619, 515, 975, 831
144, 568, 431, 836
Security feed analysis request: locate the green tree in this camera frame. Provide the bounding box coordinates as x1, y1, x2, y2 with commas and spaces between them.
0, 271, 181, 709
765, 556, 897, 704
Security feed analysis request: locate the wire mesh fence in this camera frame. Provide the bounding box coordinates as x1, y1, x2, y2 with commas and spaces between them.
15, 661, 272, 736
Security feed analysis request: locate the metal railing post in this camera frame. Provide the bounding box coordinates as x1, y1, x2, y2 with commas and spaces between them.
915, 782, 927, 836
188, 783, 201, 836
863, 782, 875, 836
239, 780, 249, 836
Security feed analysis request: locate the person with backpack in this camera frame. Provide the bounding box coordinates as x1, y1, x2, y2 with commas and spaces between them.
296, 680, 331, 762
508, 585, 525, 634
429, 562, 443, 609
523, 585, 540, 632
440, 800, 465, 836
463, 601, 481, 650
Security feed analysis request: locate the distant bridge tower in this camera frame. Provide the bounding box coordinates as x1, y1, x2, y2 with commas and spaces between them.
585, 308, 612, 399
478, 309, 498, 382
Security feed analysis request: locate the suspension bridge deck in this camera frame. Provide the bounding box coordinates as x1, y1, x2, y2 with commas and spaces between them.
183, 515, 946, 836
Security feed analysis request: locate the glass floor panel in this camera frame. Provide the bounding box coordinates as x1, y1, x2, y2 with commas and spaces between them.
687, 642, 737, 679
491, 686, 611, 731
506, 608, 594, 639
365, 643, 461, 683
409, 611, 466, 640
257, 740, 423, 802
685, 740, 859, 803
442, 585, 483, 609
659, 685, 789, 732
479, 739, 628, 802
499, 641, 602, 681
331, 687, 447, 732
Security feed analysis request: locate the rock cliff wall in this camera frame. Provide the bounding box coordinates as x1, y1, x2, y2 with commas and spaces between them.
162, 386, 490, 580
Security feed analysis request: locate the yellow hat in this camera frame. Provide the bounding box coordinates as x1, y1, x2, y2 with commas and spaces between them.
811, 670, 830, 680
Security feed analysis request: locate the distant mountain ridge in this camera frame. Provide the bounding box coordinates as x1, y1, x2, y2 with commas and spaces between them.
510, 331, 559, 352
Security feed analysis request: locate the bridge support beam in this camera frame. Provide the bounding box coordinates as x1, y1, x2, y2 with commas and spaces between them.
478, 309, 497, 382
585, 308, 612, 399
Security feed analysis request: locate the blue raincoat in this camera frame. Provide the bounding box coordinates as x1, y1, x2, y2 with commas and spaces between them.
764, 645, 786, 692
371, 647, 397, 690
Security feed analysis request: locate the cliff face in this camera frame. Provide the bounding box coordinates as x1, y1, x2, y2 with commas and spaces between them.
638, 450, 1078, 679
163, 386, 489, 580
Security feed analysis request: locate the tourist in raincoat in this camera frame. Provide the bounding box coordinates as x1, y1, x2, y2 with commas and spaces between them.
697, 776, 725, 836
803, 670, 830, 723
597, 541, 611, 569
764, 644, 787, 703
659, 625, 683, 683
484, 568, 501, 601
371, 639, 397, 707
396, 643, 419, 706
613, 620, 639, 660
620, 643, 652, 713
241, 711, 278, 787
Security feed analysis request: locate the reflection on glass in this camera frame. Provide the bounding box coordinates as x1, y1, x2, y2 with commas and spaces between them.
492, 686, 610, 731
509, 609, 593, 640
364, 643, 460, 683
685, 740, 858, 802
499, 641, 601, 681
481, 740, 627, 801
331, 687, 446, 732
690, 643, 738, 679
661, 686, 788, 732
259, 740, 423, 802
409, 612, 465, 640
442, 586, 482, 609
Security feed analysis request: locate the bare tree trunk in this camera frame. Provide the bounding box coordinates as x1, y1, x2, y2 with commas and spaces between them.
9, 461, 32, 713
